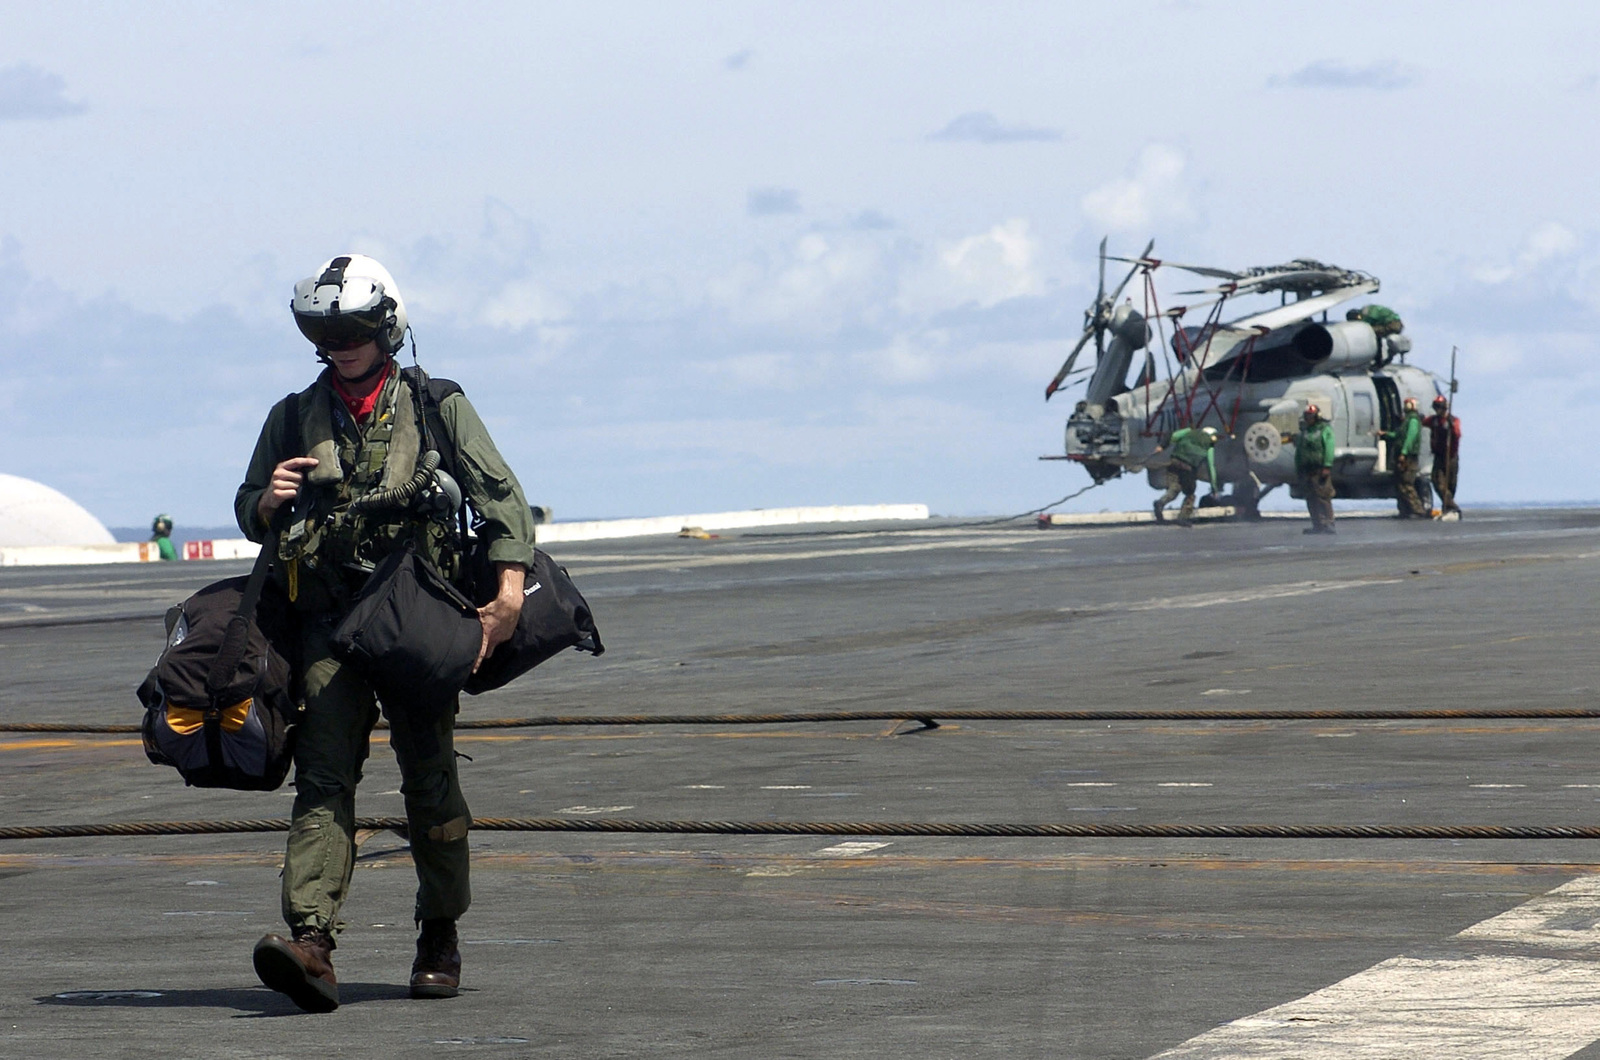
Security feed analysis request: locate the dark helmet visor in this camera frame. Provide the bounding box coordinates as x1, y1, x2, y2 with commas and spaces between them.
293, 306, 386, 351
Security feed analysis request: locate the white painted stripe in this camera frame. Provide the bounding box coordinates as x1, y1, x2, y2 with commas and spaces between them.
1151, 874, 1600, 1058
1158, 783, 1213, 788
814, 841, 891, 857
536, 504, 928, 543
762, 785, 812, 790
570, 535, 1015, 576
1470, 784, 1526, 789
1457, 874, 1600, 950
1125, 578, 1403, 612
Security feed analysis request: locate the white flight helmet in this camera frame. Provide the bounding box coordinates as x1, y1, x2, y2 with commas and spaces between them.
1201, 426, 1218, 439
291, 254, 408, 355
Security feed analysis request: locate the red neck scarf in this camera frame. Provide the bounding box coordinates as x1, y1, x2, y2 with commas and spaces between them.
329, 361, 393, 425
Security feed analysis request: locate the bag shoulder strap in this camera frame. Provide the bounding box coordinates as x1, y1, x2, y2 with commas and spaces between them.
400, 367, 474, 541
400, 366, 463, 479
205, 392, 299, 697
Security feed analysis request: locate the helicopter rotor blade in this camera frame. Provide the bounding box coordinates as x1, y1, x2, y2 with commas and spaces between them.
1096, 236, 1107, 304
1107, 258, 1240, 281
1106, 239, 1154, 305
1044, 326, 1096, 400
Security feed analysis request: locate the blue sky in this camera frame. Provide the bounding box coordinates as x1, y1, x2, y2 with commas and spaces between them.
1, 2, 1597, 526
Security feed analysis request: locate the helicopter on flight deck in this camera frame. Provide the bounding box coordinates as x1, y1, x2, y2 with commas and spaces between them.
1042, 239, 1456, 516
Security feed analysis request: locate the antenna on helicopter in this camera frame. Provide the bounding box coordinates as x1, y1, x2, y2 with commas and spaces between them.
1045, 237, 1154, 400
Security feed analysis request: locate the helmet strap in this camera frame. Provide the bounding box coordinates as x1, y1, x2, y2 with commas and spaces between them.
343, 354, 393, 385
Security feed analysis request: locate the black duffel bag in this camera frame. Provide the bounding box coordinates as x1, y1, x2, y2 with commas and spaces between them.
139, 550, 302, 791
464, 546, 604, 695
330, 544, 483, 712
140, 392, 303, 791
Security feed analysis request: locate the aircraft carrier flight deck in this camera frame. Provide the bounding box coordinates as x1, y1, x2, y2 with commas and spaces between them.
3, 509, 1600, 1059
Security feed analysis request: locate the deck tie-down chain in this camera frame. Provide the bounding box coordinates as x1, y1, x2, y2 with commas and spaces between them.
9, 708, 1599, 843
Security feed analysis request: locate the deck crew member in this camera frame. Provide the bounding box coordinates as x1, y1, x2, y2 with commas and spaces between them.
1295, 404, 1336, 534
149, 514, 177, 561
1421, 395, 1461, 517
1383, 397, 1429, 518
1346, 304, 1404, 339
235, 255, 537, 1012
1152, 426, 1218, 528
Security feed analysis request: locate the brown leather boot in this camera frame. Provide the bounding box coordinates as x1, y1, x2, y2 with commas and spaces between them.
253, 926, 339, 1012
410, 918, 461, 999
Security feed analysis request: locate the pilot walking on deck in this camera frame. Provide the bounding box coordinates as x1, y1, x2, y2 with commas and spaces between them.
236, 255, 537, 1013
1152, 426, 1218, 528
1295, 404, 1336, 534
1421, 395, 1462, 517
1383, 397, 1430, 518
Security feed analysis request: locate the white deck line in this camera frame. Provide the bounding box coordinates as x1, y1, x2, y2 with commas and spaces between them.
533, 503, 929, 543
1151, 874, 1600, 1059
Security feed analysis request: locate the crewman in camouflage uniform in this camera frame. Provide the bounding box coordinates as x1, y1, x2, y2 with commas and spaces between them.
1383, 397, 1429, 518
1295, 404, 1336, 534
1152, 425, 1219, 528
1421, 395, 1461, 517
235, 255, 537, 1013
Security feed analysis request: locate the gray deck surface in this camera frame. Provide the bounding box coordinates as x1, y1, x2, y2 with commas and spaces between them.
2, 509, 1598, 1058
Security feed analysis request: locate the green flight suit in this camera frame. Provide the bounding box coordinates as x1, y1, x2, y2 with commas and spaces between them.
1382, 410, 1428, 518
235, 366, 537, 935
1155, 427, 1219, 525
1295, 418, 1336, 530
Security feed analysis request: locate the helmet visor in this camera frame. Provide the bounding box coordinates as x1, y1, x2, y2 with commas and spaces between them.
293, 306, 386, 351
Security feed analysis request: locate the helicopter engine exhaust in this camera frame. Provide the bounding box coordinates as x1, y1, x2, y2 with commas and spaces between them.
1291, 321, 1379, 372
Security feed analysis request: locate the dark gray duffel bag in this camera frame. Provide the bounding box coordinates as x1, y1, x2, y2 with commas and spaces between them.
463, 546, 604, 695
330, 545, 482, 720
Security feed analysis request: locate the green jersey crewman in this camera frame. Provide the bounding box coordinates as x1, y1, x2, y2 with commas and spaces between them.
1294, 404, 1336, 534
1346, 304, 1404, 339
235, 255, 537, 1013
149, 514, 177, 561
1153, 425, 1219, 528
1382, 397, 1429, 518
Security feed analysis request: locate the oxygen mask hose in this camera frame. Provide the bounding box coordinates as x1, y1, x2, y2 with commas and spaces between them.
348, 450, 441, 514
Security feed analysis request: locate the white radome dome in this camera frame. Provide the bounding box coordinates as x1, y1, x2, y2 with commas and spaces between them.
0, 474, 115, 547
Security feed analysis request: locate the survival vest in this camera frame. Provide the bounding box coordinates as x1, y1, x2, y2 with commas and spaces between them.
274, 367, 466, 611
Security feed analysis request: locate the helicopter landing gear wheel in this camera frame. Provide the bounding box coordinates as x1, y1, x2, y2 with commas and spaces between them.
1243, 421, 1282, 465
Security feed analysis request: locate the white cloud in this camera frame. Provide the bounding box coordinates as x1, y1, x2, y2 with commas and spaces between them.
707, 229, 905, 336
1081, 145, 1195, 233
934, 219, 1044, 308
1470, 221, 1579, 285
